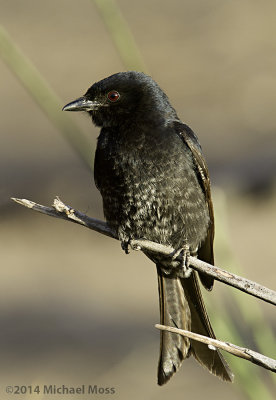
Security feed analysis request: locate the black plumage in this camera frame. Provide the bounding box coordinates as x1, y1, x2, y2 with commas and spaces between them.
63, 71, 233, 385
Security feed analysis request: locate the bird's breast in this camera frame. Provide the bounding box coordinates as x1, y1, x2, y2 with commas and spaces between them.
94, 127, 209, 248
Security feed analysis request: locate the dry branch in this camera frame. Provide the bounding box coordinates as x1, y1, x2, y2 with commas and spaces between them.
155, 324, 276, 373
12, 196, 276, 306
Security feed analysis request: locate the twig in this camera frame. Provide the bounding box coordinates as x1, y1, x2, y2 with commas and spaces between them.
12, 197, 116, 239
11, 196, 276, 306
155, 324, 276, 373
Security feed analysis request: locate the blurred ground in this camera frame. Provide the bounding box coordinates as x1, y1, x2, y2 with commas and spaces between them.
0, 1, 275, 399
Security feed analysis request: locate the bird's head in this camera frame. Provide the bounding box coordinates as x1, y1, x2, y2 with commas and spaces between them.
62, 71, 177, 127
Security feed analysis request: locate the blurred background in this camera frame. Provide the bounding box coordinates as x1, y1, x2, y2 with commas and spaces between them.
1, 0, 275, 399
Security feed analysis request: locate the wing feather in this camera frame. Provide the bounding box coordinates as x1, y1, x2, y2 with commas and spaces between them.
174, 122, 215, 290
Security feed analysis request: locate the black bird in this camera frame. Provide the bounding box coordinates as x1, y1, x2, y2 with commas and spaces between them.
63, 71, 233, 385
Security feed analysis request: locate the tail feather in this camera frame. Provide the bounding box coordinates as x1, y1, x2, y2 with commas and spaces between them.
157, 265, 190, 385
181, 272, 233, 382
157, 265, 233, 385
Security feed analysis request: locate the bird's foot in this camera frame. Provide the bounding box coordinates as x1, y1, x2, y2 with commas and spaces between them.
121, 239, 131, 254
171, 244, 192, 278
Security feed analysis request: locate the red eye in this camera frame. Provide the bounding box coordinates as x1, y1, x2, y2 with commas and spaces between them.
107, 90, 120, 102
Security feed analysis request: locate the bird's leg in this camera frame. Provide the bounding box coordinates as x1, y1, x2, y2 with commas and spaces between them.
118, 227, 132, 254
171, 240, 192, 278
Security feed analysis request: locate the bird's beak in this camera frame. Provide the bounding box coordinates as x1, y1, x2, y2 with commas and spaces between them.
62, 96, 101, 112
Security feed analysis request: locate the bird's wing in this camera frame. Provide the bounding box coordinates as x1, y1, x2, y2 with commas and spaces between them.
174, 122, 215, 290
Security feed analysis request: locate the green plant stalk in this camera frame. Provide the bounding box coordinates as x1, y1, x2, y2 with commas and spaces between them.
212, 311, 274, 400
205, 188, 276, 399
0, 25, 92, 169
214, 189, 276, 373
93, 0, 148, 72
